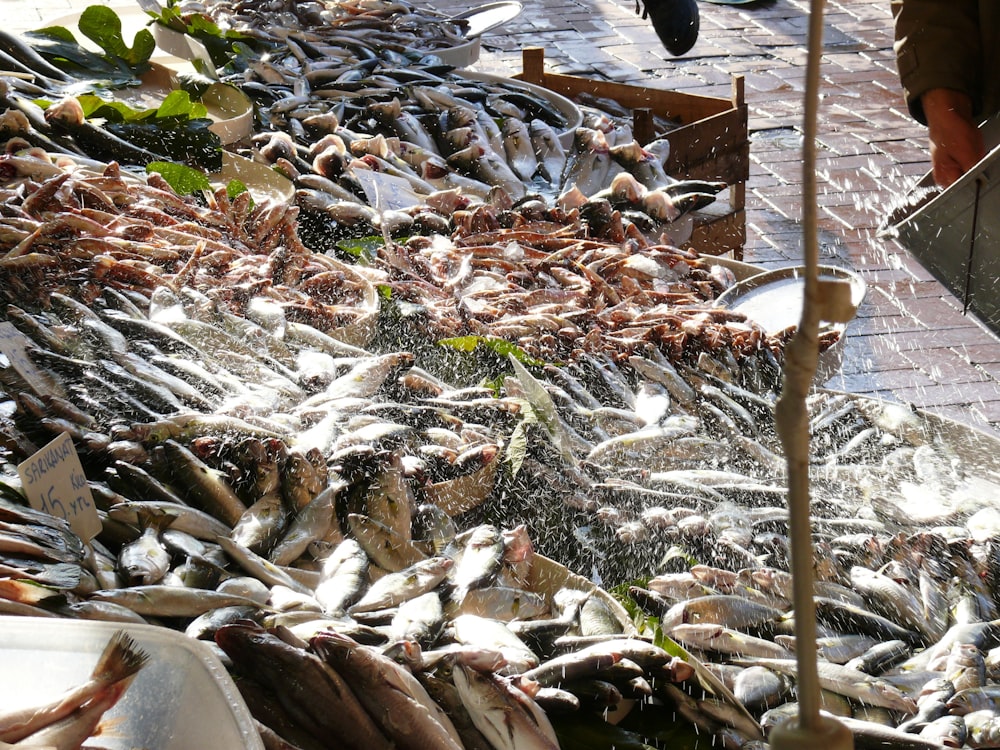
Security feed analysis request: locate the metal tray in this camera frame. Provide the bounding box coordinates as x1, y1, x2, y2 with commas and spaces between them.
714, 264, 866, 382
882, 112, 1000, 336
714, 264, 866, 334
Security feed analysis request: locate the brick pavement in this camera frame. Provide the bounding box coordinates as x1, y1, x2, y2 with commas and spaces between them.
9, 0, 1000, 437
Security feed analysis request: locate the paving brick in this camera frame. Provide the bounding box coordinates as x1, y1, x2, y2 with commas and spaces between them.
959, 344, 1000, 365
890, 381, 1000, 410
899, 347, 994, 384
826, 367, 937, 392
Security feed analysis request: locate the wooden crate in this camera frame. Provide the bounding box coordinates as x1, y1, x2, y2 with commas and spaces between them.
517, 47, 749, 259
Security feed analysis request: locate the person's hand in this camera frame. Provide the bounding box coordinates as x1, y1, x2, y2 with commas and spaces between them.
921, 88, 985, 188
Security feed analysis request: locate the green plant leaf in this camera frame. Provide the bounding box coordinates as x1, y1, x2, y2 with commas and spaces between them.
506, 420, 528, 476
156, 89, 207, 120
75, 94, 146, 123
436, 336, 547, 366
26, 27, 117, 76
147, 4, 262, 68
335, 237, 383, 259
78, 5, 155, 67
31, 25, 77, 43
146, 161, 211, 195
225, 179, 248, 199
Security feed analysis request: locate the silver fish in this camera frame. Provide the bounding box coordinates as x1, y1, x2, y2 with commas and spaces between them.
313, 537, 369, 615
733, 657, 918, 713
312, 631, 464, 750
452, 663, 559, 750
669, 623, 794, 660
501, 117, 539, 183
452, 525, 504, 603
349, 555, 453, 613
390, 590, 446, 646
528, 119, 566, 185
560, 127, 612, 196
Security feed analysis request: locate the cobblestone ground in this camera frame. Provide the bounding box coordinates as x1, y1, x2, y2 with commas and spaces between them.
11, 0, 1000, 437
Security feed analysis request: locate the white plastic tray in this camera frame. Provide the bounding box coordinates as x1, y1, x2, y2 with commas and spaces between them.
0, 616, 263, 750
714, 263, 866, 381
449, 1, 523, 37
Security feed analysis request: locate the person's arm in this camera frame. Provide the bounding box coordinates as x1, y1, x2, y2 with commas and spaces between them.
892, 0, 984, 186
921, 88, 985, 187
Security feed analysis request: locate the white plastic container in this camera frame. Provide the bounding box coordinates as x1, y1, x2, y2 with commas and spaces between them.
0, 616, 263, 750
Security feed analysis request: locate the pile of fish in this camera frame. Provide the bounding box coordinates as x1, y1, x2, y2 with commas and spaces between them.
4, 139, 1000, 749
0, 629, 148, 747
0, 2, 730, 249
236, 54, 726, 242
164, 0, 474, 53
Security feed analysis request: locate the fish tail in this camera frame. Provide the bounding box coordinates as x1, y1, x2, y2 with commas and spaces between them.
92, 631, 150, 687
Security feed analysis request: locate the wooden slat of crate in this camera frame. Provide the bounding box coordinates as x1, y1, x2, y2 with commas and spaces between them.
518, 47, 748, 259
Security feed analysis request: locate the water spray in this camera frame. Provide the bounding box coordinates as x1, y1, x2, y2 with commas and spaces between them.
768, 0, 856, 748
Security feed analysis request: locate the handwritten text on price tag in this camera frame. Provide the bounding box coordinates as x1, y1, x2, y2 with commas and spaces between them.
18, 432, 101, 541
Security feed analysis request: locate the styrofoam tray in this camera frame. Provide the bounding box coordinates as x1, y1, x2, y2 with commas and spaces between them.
0, 616, 263, 749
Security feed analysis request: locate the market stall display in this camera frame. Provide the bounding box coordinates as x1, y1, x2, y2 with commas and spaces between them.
4, 3, 1000, 750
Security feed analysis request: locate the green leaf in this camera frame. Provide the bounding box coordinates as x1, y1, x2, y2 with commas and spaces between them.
156, 89, 207, 120
25, 28, 116, 75
436, 336, 547, 366
225, 179, 248, 199
149, 5, 187, 32
145, 5, 262, 68
335, 237, 383, 259
146, 161, 211, 195
75, 94, 141, 123
78, 5, 155, 66
31, 25, 77, 43
506, 421, 528, 476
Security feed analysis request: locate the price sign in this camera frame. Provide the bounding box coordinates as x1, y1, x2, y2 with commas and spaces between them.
0, 321, 60, 398
353, 169, 424, 211
18, 433, 101, 541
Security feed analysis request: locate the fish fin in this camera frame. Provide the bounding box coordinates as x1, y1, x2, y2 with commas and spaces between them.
92, 631, 150, 687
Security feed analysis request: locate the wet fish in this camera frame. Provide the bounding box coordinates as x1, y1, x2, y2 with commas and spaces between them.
313, 537, 369, 615
349, 555, 453, 613
732, 657, 918, 713
311, 631, 464, 750
216, 623, 390, 750
501, 117, 539, 183
452, 525, 504, 603
453, 663, 559, 750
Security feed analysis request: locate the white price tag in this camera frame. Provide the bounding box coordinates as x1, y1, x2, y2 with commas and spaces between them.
18, 433, 101, 542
